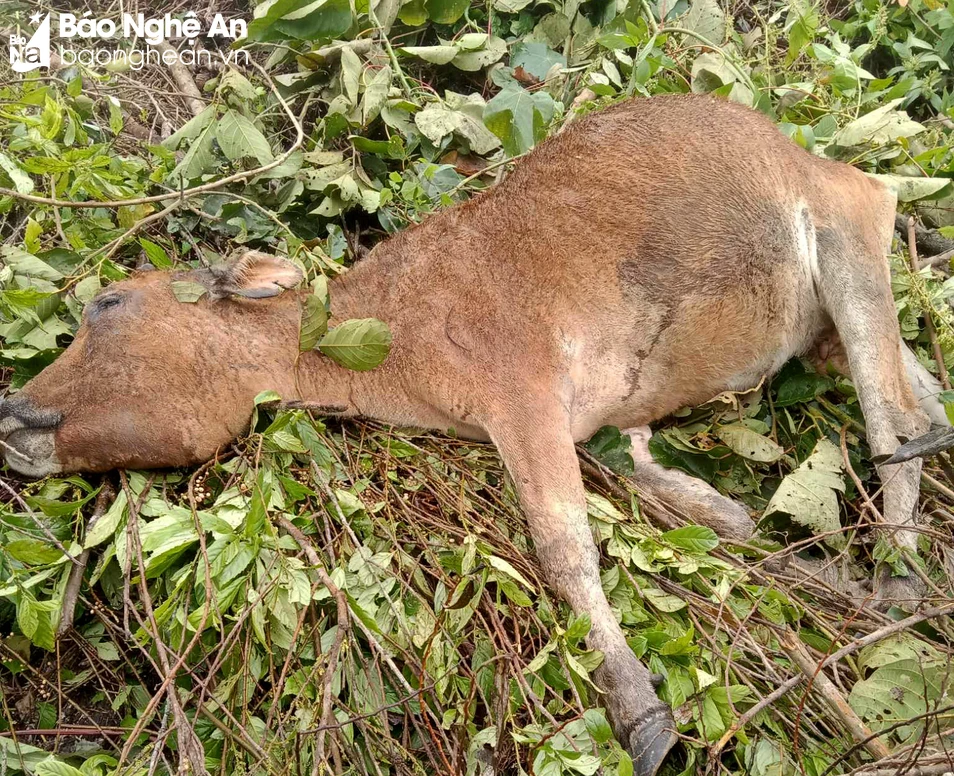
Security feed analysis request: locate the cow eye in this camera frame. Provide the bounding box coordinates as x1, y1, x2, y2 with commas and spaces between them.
87, 294, 124, 320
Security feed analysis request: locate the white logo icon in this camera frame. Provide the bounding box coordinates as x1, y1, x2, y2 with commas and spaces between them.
10, 13, 51, 73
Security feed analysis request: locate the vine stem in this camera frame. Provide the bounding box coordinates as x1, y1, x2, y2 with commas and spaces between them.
369, 4, 414, 99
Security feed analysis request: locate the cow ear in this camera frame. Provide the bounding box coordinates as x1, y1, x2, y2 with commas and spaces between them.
210, 251, 303, 299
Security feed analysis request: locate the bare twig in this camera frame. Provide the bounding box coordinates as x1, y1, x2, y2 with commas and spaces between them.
779, 629, 892, 760
57, 481, 115, 636
153, 41, 207, 118
275, 516, 350, 771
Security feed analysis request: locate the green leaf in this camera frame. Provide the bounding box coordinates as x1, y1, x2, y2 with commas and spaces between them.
832, 100, 924, 147
85, 490, 128, 549
849, 645, 945, 743
487, 555, 534, 590
162, 103, 217, 150
1, 247, 63, 282
452, 36, 508, 71
299, 293, 329, 351
763, 439, 846, 548
425, 0, 470, 24
18, 595, 39, 640
398, 0, 427, 24
167, 118, 217, 184
583, 426, 634, 476
510, 42, 566, 80
774, 371, 833, 406
247, 0, 353, 42
680, 0, 727, 43
0, 151, 35, 195
866, 173, 949, 203
661, 526, 720, 553
171, 281, 208, 303
255, 390, 283, 405
483, 84, 555, 156
6, 540, 65, 566
217, 110, 275, 166
583, 708, 613, 744
139, 239, 172, 269
318, 318, 392, 371
643, 588, 687, 612
362, 66, 392, 126
401, 45, 459, 64
36, 759, 85, 776
717, 423, 784, 462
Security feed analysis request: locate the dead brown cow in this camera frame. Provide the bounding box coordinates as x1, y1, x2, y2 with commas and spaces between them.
0, 94, 938, 775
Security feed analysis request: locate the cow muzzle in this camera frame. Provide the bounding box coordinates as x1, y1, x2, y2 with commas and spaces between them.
0, 395, 63, 478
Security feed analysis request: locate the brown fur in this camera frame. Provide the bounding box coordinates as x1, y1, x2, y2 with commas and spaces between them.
2, 95, 930, 775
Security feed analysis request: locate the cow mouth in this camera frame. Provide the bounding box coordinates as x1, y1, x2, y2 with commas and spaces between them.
1, 428, 62, 477
0, 396, 64, 478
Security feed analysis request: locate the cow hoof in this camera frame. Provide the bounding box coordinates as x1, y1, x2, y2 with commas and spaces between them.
625, 706, 678, 776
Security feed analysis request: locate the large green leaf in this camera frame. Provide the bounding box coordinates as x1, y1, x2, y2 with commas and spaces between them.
216, 110, 275, 166
0, 150, 34, 194
401, 45, 459, 64
866, 173, 950, 203
680, 0, 727, 43
717, 423, 784, 463
510, 41, 565, 80
318, 318, 392, 371
162, 103, 216, 150
247, 0, 353, 42
831, 100, 925, 147
425, 0, 470, 24
661, 526, 720, 553
415, 98, 502, 154
849, 637, 946, 743
167, 118, 217, 184
452, 36, 507, 71
763, 439, 846, 547
483, 84, 556, 156
299, 292, 329, 351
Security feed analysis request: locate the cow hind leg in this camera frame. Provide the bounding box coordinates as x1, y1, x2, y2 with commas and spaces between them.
624, 426, 756, 543
814, 215, 930, 607
812, 330, 951, 429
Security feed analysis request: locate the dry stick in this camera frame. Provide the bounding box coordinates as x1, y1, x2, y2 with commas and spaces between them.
0, 60, 304, 210
153, 41, 207, 119
57, 481, 116, 636
923, 470, 954, 503
712, 602, 954, 753
850, 760, 954, 776
778, 630, 892, 761
925, 247, 954, 269
908, 216, 951, 390
275, 516, 350, 773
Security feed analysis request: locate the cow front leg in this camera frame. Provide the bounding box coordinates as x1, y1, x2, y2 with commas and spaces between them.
488, 408, 677, 776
